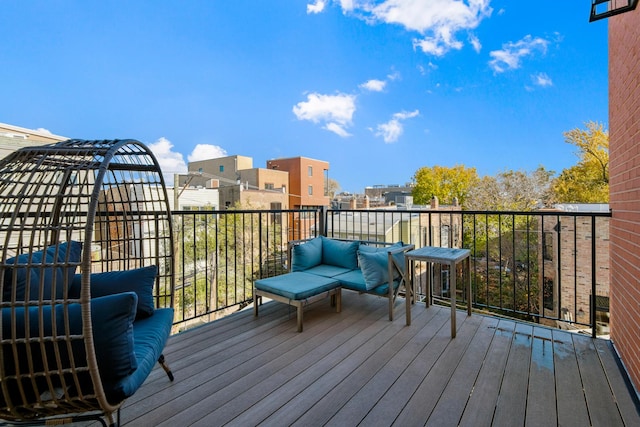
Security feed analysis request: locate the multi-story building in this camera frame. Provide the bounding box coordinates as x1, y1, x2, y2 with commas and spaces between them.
607, 3, 640, 391
537, 204, 610, 333
184, 155, 289, 210
266, 157, 330, 209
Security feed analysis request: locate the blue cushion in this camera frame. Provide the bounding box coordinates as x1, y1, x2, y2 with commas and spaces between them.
70, 265, 158, 319
335, 269, 398, 295
255, 272, 339, 300
359, 242, 407, 275
321, 237, 359, 269
304, 264, 353, 278
2, 241, 82, 302
357, 250, 393, 290
291, 237, 322, 271
111, 307, 174, 403
0, 291, 138, 406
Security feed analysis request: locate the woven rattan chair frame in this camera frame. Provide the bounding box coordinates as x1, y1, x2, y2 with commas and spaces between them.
0, 139, 175, 426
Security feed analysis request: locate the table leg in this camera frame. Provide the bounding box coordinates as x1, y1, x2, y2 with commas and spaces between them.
451, 261, 457, 338
406, 257, 411, 326
466, 256, 472, 316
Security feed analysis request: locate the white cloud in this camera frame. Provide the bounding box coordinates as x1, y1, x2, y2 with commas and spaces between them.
365, 0, 493, 56
469, 33, 481, 53
307, 0, 326, 14
532, 72, 553, 87
488, 35, 549, 73
374, 109, 419, 143
147, 137, 187, 186
188, 144, 227, 162
325, 122, 352, 137
293, 92, 356, 137
360, 79, 387, 92
35, 127, 52, 134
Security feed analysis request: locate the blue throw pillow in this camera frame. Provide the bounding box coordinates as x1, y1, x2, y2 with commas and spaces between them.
357, 250, 392, 291
0, 291, 138, 406
70, 265, 158, 319
2, 241, 82, 302
321, 237, 359, 269
291, 237, 322, 271
359, 242, 406, 275
87, 292, 139, 383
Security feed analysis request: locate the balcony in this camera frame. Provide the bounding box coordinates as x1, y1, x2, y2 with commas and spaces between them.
122, 294, 639, 426
122, 207, 638, 425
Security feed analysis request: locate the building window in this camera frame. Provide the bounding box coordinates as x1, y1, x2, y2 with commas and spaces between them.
308, 166, 313, 177
219, 165, 224, 172
543, 232, 553, 261
265, 183, 274, 190
308, 185, 313, 196
198, 167, 203, 173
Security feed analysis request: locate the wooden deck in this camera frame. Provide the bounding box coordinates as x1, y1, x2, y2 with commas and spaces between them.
119, 292, 639, 426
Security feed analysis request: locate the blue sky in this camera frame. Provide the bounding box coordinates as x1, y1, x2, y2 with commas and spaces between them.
1, 1, 607, 193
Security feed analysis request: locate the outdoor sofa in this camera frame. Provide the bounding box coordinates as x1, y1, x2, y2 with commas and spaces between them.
253, 236, 414, 331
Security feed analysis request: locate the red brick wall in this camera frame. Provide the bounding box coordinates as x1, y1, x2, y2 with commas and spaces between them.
609, 7, 640, 391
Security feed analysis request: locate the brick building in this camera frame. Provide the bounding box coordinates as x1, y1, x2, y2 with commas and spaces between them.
607, 2, 640, 393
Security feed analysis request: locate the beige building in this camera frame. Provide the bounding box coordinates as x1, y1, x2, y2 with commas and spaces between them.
183, 155, 289, 210
0, 123, 68, 159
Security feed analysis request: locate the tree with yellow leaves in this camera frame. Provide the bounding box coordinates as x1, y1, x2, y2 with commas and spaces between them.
411, 164, 479, 206
552, 121, 609, 203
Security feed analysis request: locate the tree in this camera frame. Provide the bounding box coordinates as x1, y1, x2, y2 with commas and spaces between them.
327, 178, 341, 199
411, 165, 479, 206
466, 167, 555, 211
552, 121, 609, 203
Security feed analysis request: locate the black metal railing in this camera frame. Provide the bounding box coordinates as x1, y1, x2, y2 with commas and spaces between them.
171, 209, 321, 330
171, 207, 611, 336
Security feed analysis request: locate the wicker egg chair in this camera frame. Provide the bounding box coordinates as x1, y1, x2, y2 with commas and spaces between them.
0, 139, 175, 426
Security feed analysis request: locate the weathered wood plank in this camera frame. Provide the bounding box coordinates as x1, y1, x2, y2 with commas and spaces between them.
593, 338, 640, 426
573, 333, 625, 426
552, 328, 591, 427
525, 326, 557, 427
492, 321, 533, 426
423, 315, 500, 427
457, 319, 516, 427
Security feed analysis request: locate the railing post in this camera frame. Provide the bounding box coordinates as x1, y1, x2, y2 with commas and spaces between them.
319, 206, 327, 237
591, 217, 597, 338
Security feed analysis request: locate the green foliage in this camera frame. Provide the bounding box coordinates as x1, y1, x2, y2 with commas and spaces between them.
411, 165, 479, 205
552, 121, 609, 203
466, 167, 555, 211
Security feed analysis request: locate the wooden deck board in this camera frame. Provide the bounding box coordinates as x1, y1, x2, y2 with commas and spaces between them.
491, 321, 533, 426
111, 292, 640, 427
552, 328, 592, 427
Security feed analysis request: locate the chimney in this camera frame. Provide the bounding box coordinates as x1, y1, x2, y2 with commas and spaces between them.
431, 196, 439, 209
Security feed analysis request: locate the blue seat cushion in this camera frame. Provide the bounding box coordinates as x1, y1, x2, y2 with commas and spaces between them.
304, 264, 353, 278
291, 237, 322, 271
321, 237, 359, 269
255, 272, 339, 300
110, 307, 174, 404
2, 241, 82, 302
334, 269, 398, 295
70, 265, 158, 319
